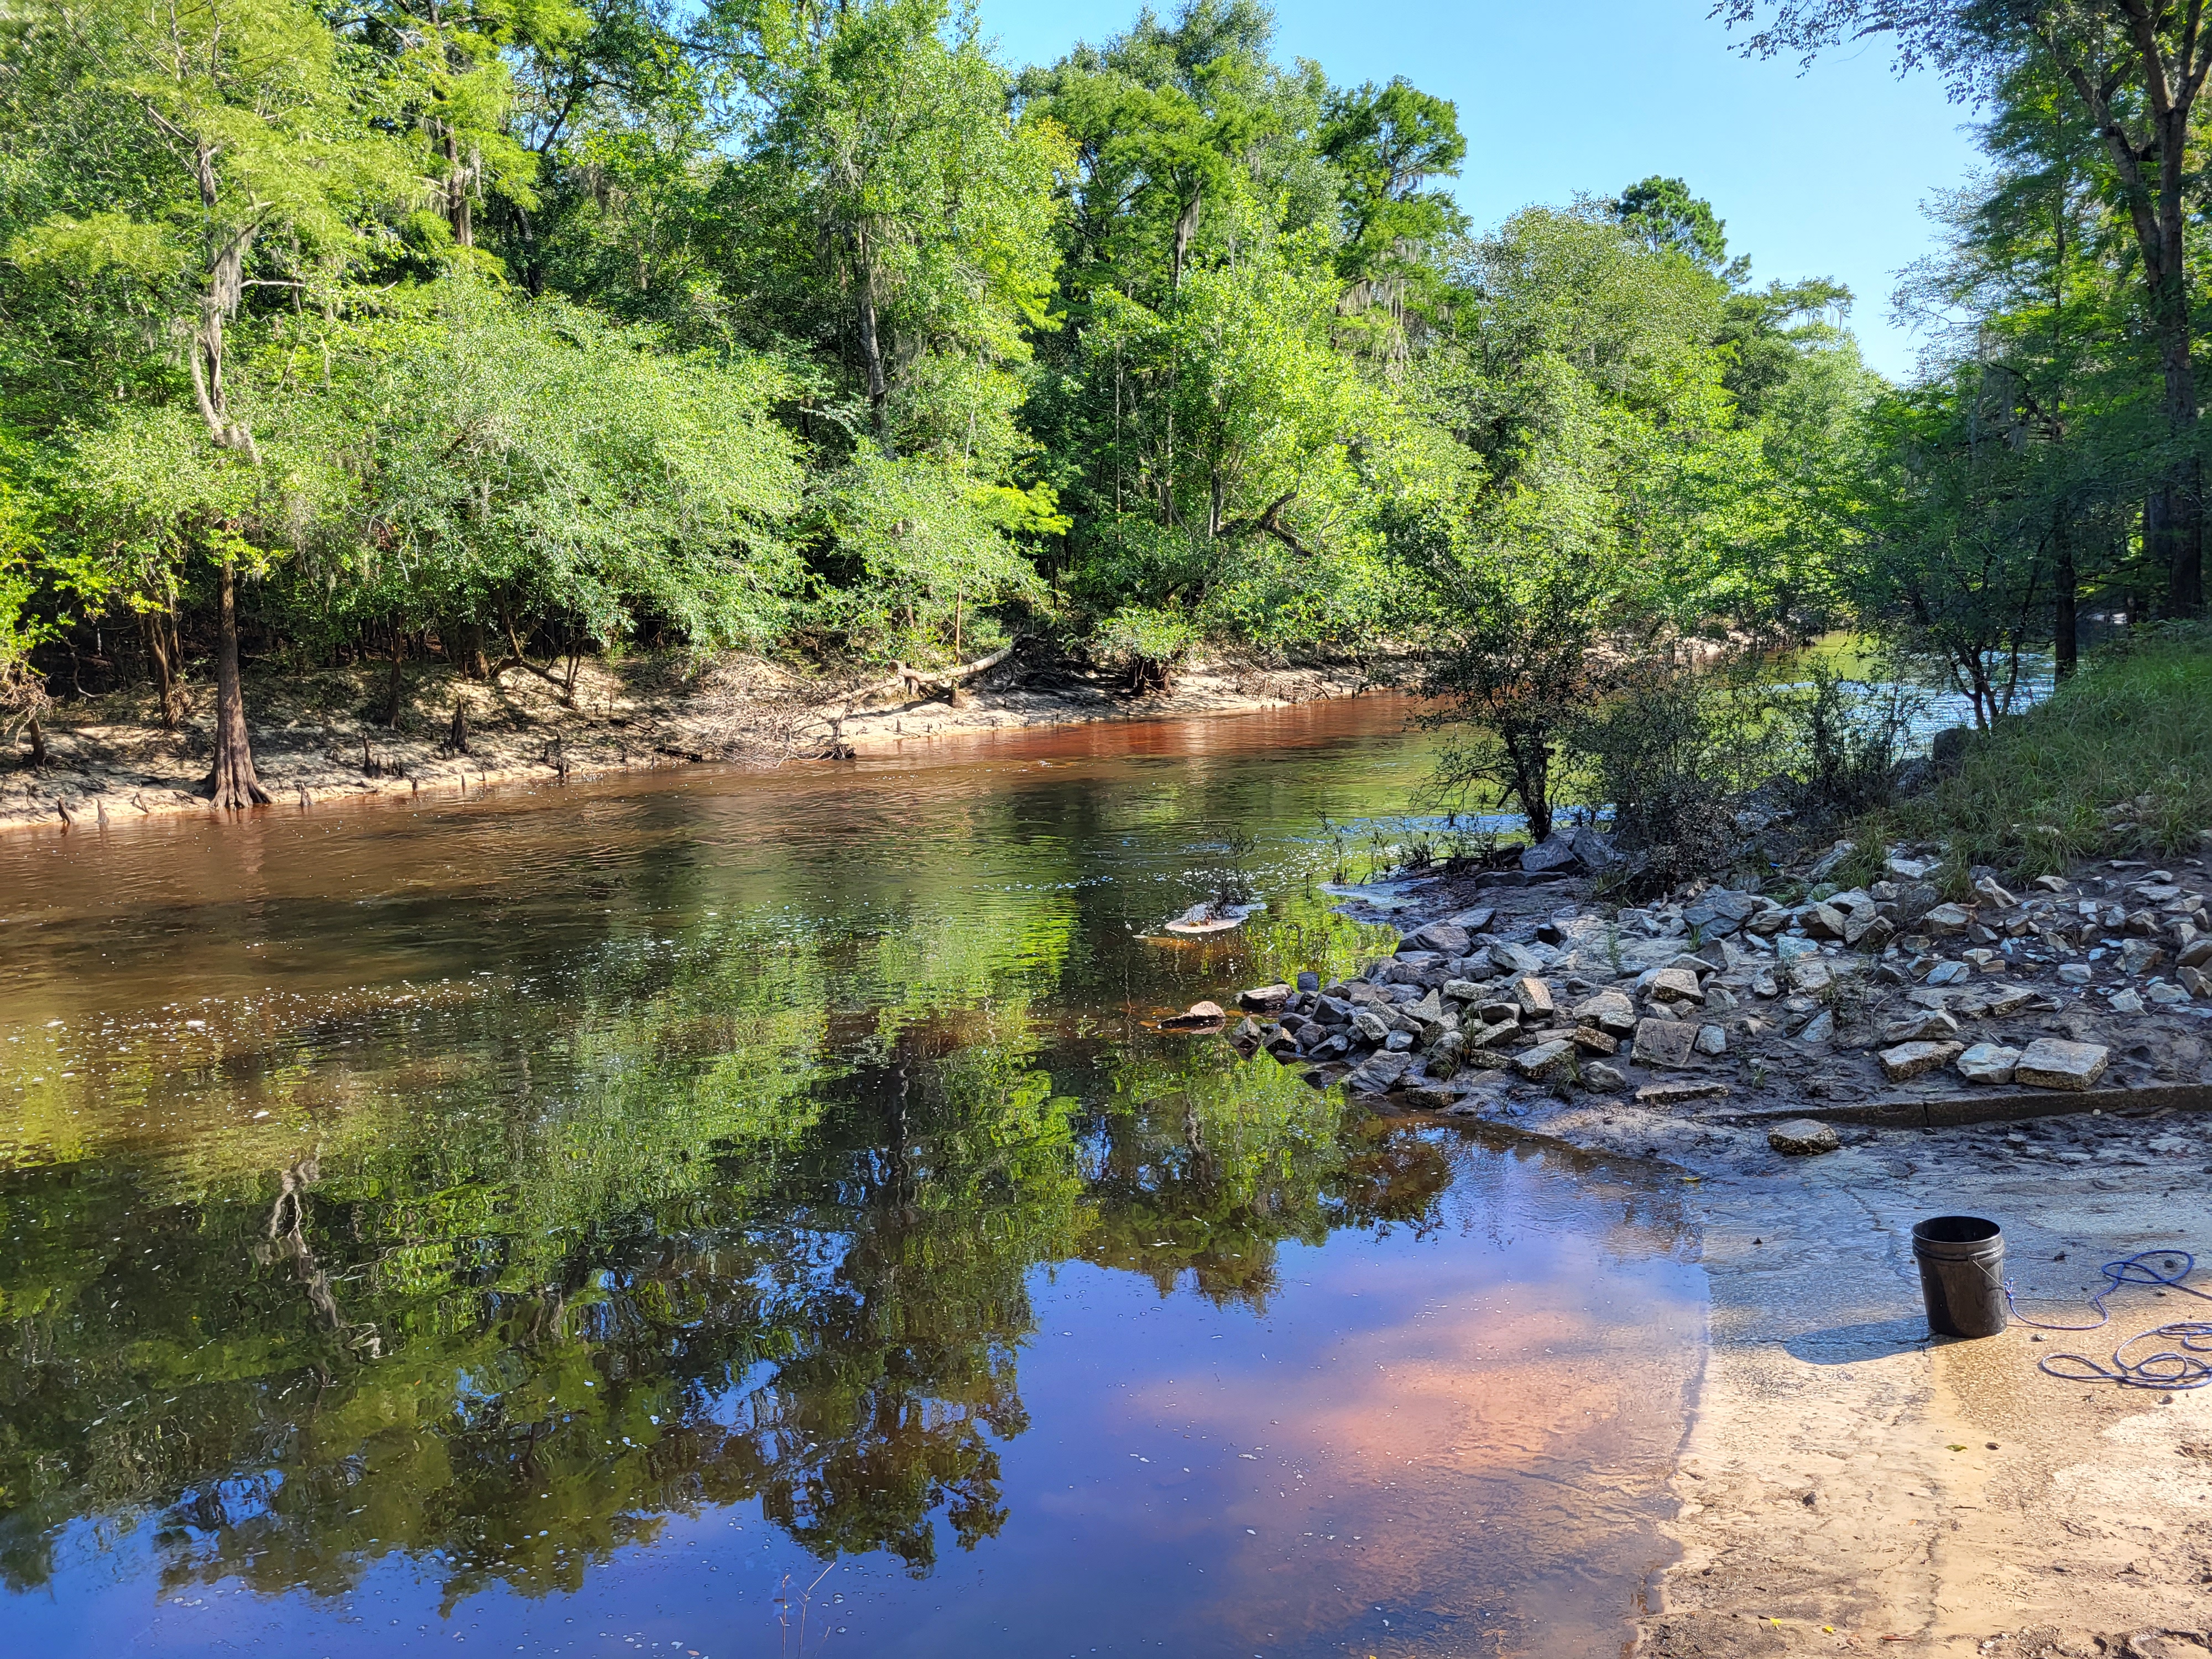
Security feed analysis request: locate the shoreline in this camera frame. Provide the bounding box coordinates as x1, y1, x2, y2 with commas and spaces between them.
1233, 867, 2212, 1654
0, 652, 1376, 835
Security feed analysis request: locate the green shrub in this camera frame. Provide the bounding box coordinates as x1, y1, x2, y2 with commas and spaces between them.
1851, 627, 2212, 886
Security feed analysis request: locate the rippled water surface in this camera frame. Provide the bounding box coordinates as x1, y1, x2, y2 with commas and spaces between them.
0, 699, 1703, 1657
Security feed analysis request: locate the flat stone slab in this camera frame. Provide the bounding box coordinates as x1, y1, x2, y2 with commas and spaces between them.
1879, 1040, 1963, 1082
2013, 1037, 2110, 1091
1647, 967, 1704, 1005
1636, 1079, 1729, 1105
1632, 1017, 1700, 1069
1768, 1118, 1841, 1155
1955, 1042, 2020, 1084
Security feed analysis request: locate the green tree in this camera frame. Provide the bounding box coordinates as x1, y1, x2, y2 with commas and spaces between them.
4, 0, 415, 802
1726, 0, 2212, 613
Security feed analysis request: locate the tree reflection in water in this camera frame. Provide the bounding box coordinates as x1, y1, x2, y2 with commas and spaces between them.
0, 896, 1458, 1608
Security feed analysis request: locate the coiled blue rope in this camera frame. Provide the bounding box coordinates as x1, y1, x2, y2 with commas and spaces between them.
2005, 1249, 2212, 1390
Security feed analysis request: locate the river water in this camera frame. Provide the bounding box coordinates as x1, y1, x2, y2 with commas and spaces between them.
0, 698, 1703, 1658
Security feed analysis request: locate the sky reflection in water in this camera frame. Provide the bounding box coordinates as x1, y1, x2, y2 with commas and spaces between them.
0, 700, 1703, 1657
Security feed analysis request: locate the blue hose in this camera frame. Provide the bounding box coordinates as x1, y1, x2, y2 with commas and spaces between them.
2005, 1249, 2212, 1390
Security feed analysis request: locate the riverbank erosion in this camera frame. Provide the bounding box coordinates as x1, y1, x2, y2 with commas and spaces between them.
0, 646, 1371, 833
1178, 846, 2212, 1650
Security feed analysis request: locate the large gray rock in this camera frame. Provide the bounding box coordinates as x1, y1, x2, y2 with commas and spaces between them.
1768, 1119, 1841, 1156
1955, 1043, 2020, 1084
1520, 833, 1580, 875
1345, 1050, 1415, 1094
1882, 1008, 1960, 1045
1573, 989, 1639, 1035
2014, 1038, 2109, 1091
1489, 940, 1548, 977
1683, 889, 1770, 938
1352, 1008, 1391, 1042
1401, 922, 1470, 956
1632, 1017, 1700, 1068
1511, 975, 1555, 1018
1238, 984, 1292, 1011
1513, 1039, 1575, 1081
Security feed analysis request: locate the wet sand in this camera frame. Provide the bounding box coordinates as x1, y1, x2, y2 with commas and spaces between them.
1639, 1112, 2212, 1657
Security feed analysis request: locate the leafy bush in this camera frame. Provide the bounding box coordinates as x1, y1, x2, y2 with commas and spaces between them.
1094, 604, 1198, 693
1567, 660, 1793, 890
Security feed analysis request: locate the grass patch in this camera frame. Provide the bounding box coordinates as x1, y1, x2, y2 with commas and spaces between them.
1843, 627, 2212, 890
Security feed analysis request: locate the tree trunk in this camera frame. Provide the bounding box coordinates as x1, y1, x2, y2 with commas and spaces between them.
142, 609, 183, 727
206, 559, 269, 808
444, 126, 474, 249
2053, 507, 2078, 679
383, 642, 406, 728
1172, 186, 1202, 289
450, 619, 490, 679
854, 228, 890, 449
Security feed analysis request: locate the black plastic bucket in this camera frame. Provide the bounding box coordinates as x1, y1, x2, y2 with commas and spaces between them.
1912, 1215, 2007, 1338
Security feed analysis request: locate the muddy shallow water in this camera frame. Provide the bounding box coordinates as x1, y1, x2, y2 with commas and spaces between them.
0, 699, 1703, 1657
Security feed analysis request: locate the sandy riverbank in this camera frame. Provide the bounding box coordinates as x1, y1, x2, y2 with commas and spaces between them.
1190, 847, 2212, 1653
0, 649, 1374, 833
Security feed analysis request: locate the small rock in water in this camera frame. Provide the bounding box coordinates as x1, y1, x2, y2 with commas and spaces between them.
1768, 1119, 1840, 1156
1583, 1060, 1629, 1093
1955, 1043, 2020, 1084
2013, 1038, 2110, 1091
1161, 1001, 1227, 1030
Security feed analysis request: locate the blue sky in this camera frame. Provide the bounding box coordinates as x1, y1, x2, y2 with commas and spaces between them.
972, 0, 1986, 380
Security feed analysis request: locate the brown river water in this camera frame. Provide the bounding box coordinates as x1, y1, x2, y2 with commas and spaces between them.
0, 697, 1703, 1657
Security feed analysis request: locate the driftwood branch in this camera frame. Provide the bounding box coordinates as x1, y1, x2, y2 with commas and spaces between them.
842, 640, 1021, 708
